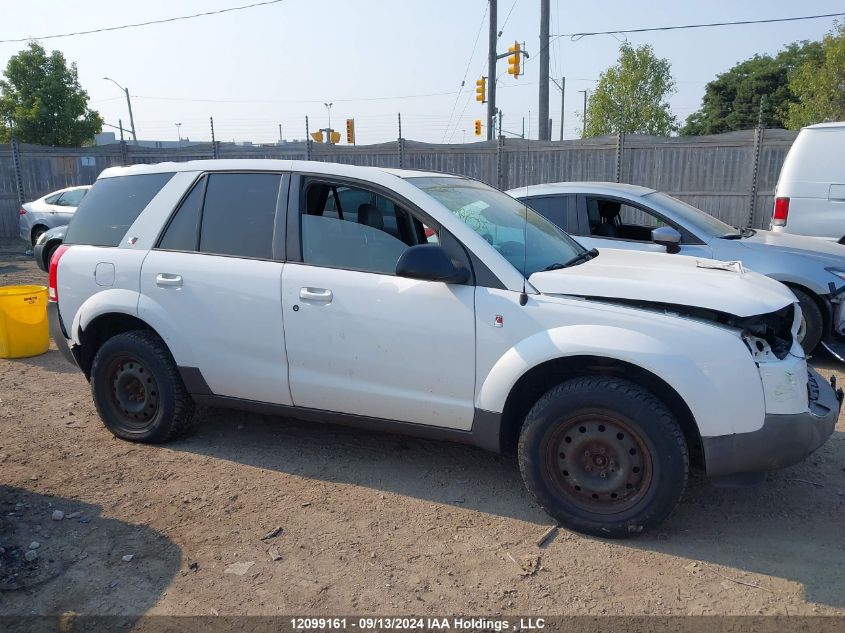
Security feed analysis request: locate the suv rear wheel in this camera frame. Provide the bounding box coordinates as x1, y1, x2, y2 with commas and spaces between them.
90, 330, 195, 442
518, 376, 688, 538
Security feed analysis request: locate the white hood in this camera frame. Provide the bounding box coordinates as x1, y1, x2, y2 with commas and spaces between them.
528, 248, 796, 318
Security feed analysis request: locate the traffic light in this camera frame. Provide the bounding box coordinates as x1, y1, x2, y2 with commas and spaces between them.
474, 119, 482, 136
310, 130, 324, 143
346, 118, 355, 144
330, 130, 341, 145
507, 41, 522, 78
475, 77, 487, 103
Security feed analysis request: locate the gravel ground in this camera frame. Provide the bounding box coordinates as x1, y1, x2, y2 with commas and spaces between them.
1, 238, 844, 618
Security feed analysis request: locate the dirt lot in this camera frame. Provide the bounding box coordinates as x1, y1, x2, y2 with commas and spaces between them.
1, 238, 844, 618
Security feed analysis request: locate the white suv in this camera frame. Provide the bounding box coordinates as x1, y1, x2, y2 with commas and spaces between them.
48, 160, 840, 538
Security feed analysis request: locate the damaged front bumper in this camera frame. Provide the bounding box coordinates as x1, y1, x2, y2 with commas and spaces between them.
703, 368, 840, 478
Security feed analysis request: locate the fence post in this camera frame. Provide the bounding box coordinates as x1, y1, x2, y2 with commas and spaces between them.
305, 116, 313, 160
210, 116, 219, 159
496, 135, 505, 190
10, 137, 24, 207
746, 127, 764, 228
615, 132, 625, 183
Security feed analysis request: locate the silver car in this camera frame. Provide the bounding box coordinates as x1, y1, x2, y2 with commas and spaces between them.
18, 185, 91, 245
509, 181, 845, 358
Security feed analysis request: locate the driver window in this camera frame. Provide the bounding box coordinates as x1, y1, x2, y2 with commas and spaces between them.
587, 196, 668, 242
301, 181, 438, 275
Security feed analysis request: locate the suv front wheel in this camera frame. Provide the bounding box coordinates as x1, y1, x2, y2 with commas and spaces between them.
90, 330, 195, 443
518, 376, 688, 538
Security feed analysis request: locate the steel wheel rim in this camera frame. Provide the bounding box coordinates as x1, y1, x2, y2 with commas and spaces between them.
544, 410, 654, 515
107, 355, 159, 430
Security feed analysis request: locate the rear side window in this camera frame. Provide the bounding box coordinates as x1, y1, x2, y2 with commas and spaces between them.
158, 177, 206, 251
65, 173, 174, 247
199, 173, 281, 259
523, 196, 568, 230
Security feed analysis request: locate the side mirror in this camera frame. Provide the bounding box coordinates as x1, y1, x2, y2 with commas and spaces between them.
652, 226, 682, 254
396, 244, 469, 284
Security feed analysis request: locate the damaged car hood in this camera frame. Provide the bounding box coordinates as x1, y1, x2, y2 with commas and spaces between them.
529, 248, 796, 318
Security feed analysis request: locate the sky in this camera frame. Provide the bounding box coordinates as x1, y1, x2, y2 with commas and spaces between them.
0, 0, 842, 145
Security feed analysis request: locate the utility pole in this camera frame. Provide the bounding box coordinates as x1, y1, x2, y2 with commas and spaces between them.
103, 77, 137, 143
487, 0, 497, 141
118, 118, 124, 143
538, 0, 550, 140
278, 124, 283, 143
579, 89, 588, 138
551, 77, 565, 140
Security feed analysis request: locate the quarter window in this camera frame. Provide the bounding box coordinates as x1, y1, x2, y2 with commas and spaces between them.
65, 173, 174, 247
199, 173, 281, 259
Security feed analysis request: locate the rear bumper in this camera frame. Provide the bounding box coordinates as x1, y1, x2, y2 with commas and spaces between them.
703, 368, 839, 478
47, 302, 78, 368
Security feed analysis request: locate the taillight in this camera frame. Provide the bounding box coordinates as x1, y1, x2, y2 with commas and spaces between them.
48, 245, 70, 302
18, 207, 26, 215
773, 197, 790, 227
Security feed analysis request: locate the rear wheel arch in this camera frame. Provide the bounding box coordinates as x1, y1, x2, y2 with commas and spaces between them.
498, 355, 702, 469
77, 312, 159, 378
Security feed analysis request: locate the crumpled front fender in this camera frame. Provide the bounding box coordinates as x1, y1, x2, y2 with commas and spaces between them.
476, 323, 766, 437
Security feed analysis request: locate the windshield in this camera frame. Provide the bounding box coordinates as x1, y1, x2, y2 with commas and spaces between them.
408, 177, 585, 277
644, 191, 737, 237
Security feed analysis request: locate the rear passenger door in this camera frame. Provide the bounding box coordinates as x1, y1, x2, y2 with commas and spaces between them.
139, 172, 292, 405
281, 176, 476, 430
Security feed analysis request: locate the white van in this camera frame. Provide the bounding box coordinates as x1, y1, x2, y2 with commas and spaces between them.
771, 121, 845, 241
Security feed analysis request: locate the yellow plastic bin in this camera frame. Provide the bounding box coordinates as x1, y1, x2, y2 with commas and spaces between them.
0, 285, 49, 358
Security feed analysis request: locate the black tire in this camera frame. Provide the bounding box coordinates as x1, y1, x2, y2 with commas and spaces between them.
90, 330, 195, 443
43, 242, 59, 270
517, 376, 688, 538
790, 287, 823, 355
31, 226, 46, 246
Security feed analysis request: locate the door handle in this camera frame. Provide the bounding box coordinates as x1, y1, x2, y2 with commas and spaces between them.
156, 273, 183, 288
299, 287, 333, 302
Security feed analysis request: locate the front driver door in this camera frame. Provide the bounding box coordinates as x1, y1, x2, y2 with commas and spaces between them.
281, 176, 476, 430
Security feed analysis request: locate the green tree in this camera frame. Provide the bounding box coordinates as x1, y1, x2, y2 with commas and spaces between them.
681, 42, 822, 135
0, 42, 102, 146
583, 42, 678, 137
786, 23, 845, 128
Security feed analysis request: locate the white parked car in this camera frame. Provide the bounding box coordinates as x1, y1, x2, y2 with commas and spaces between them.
18, 185, 91, 245
772, 121, 845, 241
509, 182, 845, 358
48, 160, 840, 538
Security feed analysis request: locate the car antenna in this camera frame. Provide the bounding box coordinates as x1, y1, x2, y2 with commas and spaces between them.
518, 112, 530, 307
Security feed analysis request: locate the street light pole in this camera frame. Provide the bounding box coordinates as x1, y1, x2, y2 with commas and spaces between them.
324, 103, 333, 143
103, 77, 137, 143
175, 122, 182, 148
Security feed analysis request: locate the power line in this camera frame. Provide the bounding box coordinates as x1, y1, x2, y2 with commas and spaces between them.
0, 0, 286, 43
133, 90, 459, 104
442, 0, 489, 142
553, 12, 845, 40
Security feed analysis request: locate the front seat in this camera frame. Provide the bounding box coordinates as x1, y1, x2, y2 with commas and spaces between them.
593, 200, 620, 238
357, 203, 384, 231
